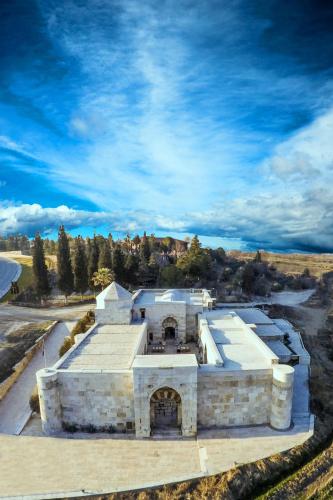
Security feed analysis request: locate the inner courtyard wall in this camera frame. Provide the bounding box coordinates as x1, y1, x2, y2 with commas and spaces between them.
57, 370, 135, 431
197, 368, 273, 427
132, 303, 187, 343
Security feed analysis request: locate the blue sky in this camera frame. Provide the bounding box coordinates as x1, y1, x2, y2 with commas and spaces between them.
1, 0, 333, 251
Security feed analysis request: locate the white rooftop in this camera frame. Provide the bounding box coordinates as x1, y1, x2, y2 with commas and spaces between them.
133, 354, 198, 368
60, 323, 145, 371
134, 288, 209, 306
203, 310, 278, 370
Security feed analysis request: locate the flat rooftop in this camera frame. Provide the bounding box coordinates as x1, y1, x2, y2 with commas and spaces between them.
133, 354, 198, 368
59, 323, 145, 371
134, 288, 209, 307
203, 310, 277, 370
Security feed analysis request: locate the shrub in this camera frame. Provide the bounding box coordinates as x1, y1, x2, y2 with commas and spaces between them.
29, 386, 40, 414
59, 336, 74, 357
59, 310, 95, 357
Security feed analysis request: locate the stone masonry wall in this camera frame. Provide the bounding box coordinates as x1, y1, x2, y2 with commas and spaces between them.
95, 300, 132, 325
133, 364, 197, 437
58, 370, 135, 431
133, 303, 187, 343
197, 368, 272, 427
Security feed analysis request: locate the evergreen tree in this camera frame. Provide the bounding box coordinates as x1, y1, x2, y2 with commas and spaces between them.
73, 236, 88, 296
107, 232, 114, 249
242, 263, 255, 294
176, 235, 212, 281
132, 234, 141, 252
254, 250, 262, 263
32, 233, 50, 297
148, 253, 159, 283
112, 244, 125, 283
124, 253, 139, 284
160, 264, 184, 287
88, 236, 99, 283
57, 225, 74, 299
98, 239, 112, 269
140, 231, 151, 261
20, 235, 30, 254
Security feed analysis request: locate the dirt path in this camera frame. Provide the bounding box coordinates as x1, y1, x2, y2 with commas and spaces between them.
0, 321, 74, 435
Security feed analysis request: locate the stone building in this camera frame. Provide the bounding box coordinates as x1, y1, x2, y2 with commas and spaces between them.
37, 283, 310, 438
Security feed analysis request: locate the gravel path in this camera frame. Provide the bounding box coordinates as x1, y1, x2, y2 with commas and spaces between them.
0, 321, 74, 435
0, 255, 21, 299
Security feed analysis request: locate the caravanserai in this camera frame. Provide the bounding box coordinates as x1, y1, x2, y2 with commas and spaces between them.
37, 283, 310, 437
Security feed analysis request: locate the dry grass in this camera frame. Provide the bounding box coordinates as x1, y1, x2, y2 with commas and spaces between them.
0, 321, 52, 382
228, 251, 333, 278
1, 256, 34, 303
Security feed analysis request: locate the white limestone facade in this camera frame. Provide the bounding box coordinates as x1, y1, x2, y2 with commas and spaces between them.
37, 283, 310, 438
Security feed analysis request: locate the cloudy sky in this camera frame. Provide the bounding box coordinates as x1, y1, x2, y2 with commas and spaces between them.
1, 0, 333, 251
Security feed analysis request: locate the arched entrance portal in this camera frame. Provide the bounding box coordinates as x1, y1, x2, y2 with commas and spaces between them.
162, 317, 178, 342
150, 387, 182, 433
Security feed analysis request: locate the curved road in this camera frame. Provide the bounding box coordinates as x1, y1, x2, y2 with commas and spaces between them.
0, 255, 21, 299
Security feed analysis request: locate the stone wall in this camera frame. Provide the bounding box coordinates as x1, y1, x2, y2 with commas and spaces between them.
133, 362, 197, 437
197, 368, 273, 427
186, 304, 202, 341
58, 370, 134, 431
95, 299, 132, 325
133, 303, 187, 343
37, 369, 135, 434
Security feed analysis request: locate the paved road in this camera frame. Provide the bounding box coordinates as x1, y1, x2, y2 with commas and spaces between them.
0, 256, 21, 299
0, 302, 92, 321
0, 321, 74, 435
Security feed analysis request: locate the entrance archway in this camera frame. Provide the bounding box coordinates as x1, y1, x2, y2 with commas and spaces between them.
162, 317, 178, 342
150, 387, 181, 433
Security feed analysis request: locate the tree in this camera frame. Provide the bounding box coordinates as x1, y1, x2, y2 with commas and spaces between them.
98, 239, 112, 269
32, 233, 50, 298
112, 244, 125, 283
73, 236, 88, 297
20, 235, 30, 254
254, 250, 262, 263
132, 234, 141, 251
140, 232, 151, 261
242, 263, 255, 294
124, 253, 139, 284
176, 235, 212, 281
57, 225, 74, 300
148, 253, 159, 283
160, 265, 184, 287
88, 236, 99, 284
91, 268, 114, 290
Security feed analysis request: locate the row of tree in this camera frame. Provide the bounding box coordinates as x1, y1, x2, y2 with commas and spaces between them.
32, 227, 223, 299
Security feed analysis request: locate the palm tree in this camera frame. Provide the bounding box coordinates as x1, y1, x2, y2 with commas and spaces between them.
91, 268, 115, 291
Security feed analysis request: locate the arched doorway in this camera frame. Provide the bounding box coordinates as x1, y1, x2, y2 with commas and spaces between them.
162, 317, 178, 341
150, 387, 182, 433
